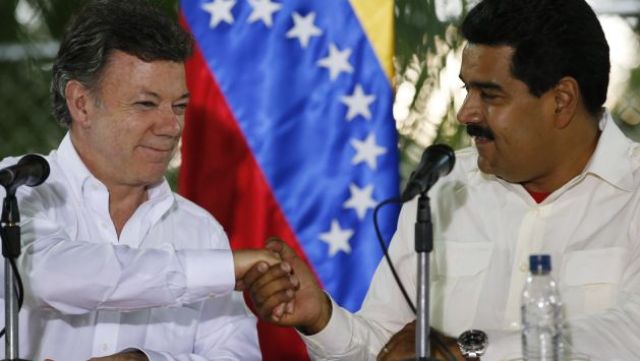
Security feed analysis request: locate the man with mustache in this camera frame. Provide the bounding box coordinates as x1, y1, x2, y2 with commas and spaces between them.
244, 0, 640, 359
0, 0, 280, 359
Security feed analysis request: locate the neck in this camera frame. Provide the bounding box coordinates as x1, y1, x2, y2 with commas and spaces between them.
522, 116, 600, 193
108, 184, 148, 237
69, 131, 148, 237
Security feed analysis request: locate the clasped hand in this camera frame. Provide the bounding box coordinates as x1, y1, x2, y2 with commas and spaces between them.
237, 238, 468, 361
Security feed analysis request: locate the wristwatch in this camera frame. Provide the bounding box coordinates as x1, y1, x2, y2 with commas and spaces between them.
457, 329, 488, 359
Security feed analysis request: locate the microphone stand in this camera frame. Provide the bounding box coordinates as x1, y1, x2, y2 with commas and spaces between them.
415, 192, 440, 361
0, 190, 28, 361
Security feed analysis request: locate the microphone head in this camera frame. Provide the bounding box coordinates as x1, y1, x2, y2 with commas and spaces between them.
17, 154, 50, 187
400, 144, 455, 202
419, 144, 455, 178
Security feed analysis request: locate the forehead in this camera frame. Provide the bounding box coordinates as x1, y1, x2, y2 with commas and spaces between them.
97, 51, 187, 98
460, 44, 515, 84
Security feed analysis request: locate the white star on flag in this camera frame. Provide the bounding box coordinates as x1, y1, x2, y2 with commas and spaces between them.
286, 12, 322, 48
351, 133, 387, 170
247, 0, 281, 28
202, 0, 236, 28
317, 43, 353, 81
319, 219, 354, 256
341, 84, 376, 121
344, 183, 377, 220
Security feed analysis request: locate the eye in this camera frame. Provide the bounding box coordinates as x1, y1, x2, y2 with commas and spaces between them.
480, 91, 498, 100
135, 101, 157, 109
172, 103, 188, 115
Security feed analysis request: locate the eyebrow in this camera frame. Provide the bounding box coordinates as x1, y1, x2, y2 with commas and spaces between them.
459, 76, 504, 92
141, 91, 190, 101
176, 93, 190, 101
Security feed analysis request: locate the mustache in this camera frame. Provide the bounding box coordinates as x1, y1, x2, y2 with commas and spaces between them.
466, 124, 495, 141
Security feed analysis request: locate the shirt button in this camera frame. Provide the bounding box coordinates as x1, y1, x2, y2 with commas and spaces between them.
519, 262, 528, 272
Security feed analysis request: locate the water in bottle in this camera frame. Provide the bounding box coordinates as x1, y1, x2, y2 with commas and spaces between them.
521, 254, 567, 361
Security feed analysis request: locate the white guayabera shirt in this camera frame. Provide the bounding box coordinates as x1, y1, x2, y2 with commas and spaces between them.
304, 112, 640, 361
0, 133, 260, 361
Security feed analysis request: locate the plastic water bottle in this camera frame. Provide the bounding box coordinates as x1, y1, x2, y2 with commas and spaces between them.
521, 254, 567, 361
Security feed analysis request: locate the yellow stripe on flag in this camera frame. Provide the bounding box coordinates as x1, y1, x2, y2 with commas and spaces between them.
350, 0, 394, 83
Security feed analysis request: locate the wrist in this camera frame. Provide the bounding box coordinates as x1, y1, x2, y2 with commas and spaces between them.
297, 292, 332, 335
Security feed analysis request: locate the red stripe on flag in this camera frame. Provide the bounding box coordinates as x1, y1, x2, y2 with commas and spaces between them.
179, 21, 312, 361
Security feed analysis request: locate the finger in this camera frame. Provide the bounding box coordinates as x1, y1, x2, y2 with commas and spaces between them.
285, 300, 295, 314
265, 237, 284, 253
258, 249, 282, 266
251, 273, 298, 305
272, 303, 286, 319
243, 261, 270, 288
262, 289, 295, 320
254, 288, 295, 321
249, 262, 293, 293
266, 238, 297, 261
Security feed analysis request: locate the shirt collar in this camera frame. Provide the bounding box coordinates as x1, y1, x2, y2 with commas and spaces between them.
583, 111, 636, 192
56, 132, 96, 195
56, 132, 176, 217
467, 111, 636, 192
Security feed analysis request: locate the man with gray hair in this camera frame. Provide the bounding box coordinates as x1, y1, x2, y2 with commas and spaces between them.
0, 0, 278, 359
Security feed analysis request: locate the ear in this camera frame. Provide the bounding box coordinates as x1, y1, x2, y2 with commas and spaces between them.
552, 76, 580, 129
65, 80, 95, 129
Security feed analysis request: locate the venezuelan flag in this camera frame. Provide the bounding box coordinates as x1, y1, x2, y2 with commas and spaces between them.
179, 1, 399, 359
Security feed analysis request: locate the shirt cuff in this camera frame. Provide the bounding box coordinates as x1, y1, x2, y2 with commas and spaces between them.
137, 348, 171, 361
176, 249, 235, 304
118, 348, 169, 361
300, 296, 353, 356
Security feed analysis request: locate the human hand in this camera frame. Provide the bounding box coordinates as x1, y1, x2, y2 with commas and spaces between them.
88, 350, 148, 361
377, 321, 465, 361
232, 248, 281, 290
243, 238, 332, 335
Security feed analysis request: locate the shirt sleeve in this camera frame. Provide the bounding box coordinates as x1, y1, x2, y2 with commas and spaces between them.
135, 292, 261, 361
301, 200, 418, 360
16, 190, 236, 315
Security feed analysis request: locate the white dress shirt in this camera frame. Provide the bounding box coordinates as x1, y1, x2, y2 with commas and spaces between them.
0, 134, 261, 360
303, 113, 640, 361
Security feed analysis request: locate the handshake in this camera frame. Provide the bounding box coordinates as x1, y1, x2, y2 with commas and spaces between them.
232, 238, 332, 335
232, 239, 465, 361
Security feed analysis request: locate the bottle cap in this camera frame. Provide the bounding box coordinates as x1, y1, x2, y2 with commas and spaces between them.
529, 254, 551, 274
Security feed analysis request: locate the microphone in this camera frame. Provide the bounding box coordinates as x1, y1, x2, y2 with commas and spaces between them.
0, 154, 50, 192
400, 144, 455, 202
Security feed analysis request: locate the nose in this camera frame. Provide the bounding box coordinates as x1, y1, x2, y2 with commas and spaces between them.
155, 105, 183, 138
456, 91, 483, 126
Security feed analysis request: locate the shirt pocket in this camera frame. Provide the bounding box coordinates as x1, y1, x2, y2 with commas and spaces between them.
431, 241, 493, 333
561, 247, 626, 317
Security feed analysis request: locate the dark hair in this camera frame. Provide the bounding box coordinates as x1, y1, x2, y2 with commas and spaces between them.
461, 0, 610, 116
51, 0, 193, 127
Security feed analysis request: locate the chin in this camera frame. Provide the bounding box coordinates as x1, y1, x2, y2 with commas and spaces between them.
137, 169, 169, 187
476, 157, 495, 175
